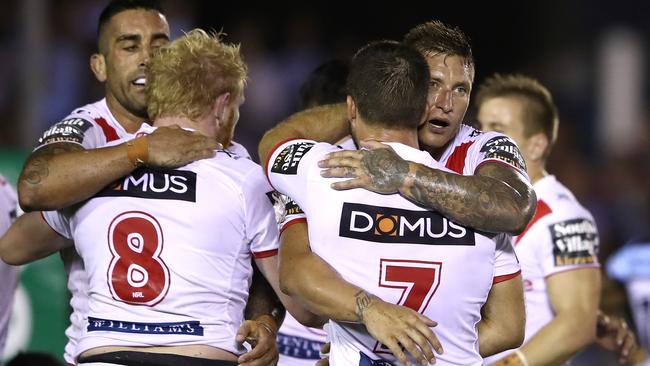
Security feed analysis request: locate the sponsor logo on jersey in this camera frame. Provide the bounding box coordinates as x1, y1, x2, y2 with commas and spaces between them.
277, 333, 325, 360
468, 126, 482, 138
87, 317, 204, 336
550, 218, 599, 266
38, 118, 94, 145
96, 168, 197, 202
480, 136, 527, 171
339, 203, 475, 245
360, 352, 394, 366
271, 141, 314, 175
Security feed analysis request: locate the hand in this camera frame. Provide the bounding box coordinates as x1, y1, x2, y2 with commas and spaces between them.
359, 294, 443, 366
146, 125, 221, 168
595, 312, 638, 364
236, 319, 279, 366
315, 342, 330, 366
318, 140, 409, 194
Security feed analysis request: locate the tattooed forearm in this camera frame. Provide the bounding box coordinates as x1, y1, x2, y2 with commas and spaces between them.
400, 162, 536, 234
361, 148, 410, 193
355, 290, 379, 322
20, 144, 83, 186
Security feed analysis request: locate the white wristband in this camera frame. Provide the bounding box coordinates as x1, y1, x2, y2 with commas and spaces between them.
515, 349, 529, 366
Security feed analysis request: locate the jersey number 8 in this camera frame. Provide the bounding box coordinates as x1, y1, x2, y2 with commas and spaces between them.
107, 211, 170, 306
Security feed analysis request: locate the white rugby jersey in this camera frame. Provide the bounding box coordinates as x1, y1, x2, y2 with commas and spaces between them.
278, 125, 527, 231
267, 139, 520, 366
36, 99, 251, 365
36, 98, 130, 365
438, 124, 527, 177
484, 175, 600, 365
42, 124, 278, 359
0, 176, 18, 358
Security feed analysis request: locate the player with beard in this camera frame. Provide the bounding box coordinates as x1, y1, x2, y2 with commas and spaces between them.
2, 29, 321, 366
7, 1, 279, 365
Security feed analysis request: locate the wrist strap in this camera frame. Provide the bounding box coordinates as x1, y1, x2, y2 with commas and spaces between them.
515, 349, 529, 366
126, 137, 149, 167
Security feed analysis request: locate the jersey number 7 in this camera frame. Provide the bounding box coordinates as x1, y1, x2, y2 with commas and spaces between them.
373, 259, 442, 354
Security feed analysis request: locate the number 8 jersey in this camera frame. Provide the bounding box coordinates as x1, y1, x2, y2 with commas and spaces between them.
42, 125, 279, 360
266, 139, 521, 366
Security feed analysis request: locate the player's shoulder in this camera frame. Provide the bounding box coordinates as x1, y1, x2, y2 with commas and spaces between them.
268, 139, 337, 175
536, 176, 595, 224
207, 150, 268, 185
38, 99, 116, 147
226, 140, 251, 159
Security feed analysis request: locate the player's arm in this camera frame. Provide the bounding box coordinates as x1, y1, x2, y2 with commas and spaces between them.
236, 263, 285, 366
19, 125, 220, 212
319, 140, 536, 235
0, 211, 68, 265
477, 274, 525, 357
258, 103, 349, 166
278, 222, 443, 366
254, 254, 325, 328
493, 268, 601, 366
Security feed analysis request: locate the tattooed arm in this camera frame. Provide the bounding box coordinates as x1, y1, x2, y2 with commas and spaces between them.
319, 141, 536, 234
279, 222, 443, 366
19, 142, 138, 211
19, 126, 219, 211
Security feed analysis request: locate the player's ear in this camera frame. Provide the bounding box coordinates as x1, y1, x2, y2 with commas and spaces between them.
90, 53, 107, 82
347, 95, 356, 121
526, 132, 549, 162
213, 92, 231, 127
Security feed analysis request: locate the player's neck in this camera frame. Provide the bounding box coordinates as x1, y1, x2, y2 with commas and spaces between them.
527, 163, 547, 184
154, 116, 197, 131
105, 95, 147, 134
355, 122, 419, 149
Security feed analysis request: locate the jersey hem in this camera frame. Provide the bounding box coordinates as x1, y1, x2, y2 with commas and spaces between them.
280, 217, 307, 236
493, 270, 521, 284
252, 249, 279, 259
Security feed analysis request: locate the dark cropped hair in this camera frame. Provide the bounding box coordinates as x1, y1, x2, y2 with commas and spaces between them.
97, 0, 164, 52
347, 40, 429, 129
299, 59, 349, 109
476, 73, 559, 153
404, 20, 474, 69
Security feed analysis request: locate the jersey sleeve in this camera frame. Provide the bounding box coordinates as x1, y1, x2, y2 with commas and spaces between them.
40, 210, 72, 239
265, 139, 336, 209
469, 132, 528, 178
269, 192, 306, 234
243, 167, 282, 258
35, 110, 105, 150
492, 233, 521, 284
540, 216, 600, 277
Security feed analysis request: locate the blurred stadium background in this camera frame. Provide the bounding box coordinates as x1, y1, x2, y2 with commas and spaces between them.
0, 0, 648, 364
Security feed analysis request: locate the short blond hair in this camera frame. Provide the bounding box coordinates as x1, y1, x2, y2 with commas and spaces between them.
147, 29, 247, 121
476, 73, 558, 148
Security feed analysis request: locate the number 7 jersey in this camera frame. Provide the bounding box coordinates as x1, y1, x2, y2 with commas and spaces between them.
42, 125, 279, 359
266, 139, 520, 366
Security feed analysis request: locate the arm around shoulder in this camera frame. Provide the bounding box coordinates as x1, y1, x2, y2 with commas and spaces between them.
258, 103, 349, 168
